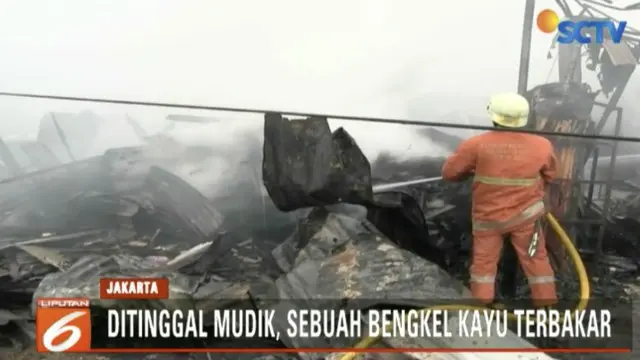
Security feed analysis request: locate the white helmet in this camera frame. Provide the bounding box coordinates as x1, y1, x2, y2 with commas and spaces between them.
487, 93, 530, 128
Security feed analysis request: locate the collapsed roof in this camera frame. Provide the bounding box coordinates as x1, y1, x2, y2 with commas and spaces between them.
0, 111, 636, 359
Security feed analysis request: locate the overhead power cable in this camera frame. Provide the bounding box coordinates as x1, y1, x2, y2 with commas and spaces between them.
0, 91, 638, 143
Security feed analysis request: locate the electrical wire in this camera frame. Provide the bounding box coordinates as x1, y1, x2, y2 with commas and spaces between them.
1, 91, 640, 143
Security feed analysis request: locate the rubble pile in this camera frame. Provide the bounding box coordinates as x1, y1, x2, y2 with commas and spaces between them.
0, 113, 473, 355
0, 112, 636, 360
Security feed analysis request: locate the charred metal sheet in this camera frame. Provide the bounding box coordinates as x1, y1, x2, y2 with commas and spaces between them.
365, 191, 455, 268
15, 245, 69, 270
0, 157, 108, 236
0, 153, 221, 242
263, 114, 468, 272
0, 230, 133, 309
0, 145, 228, 329
129, 166, 223, 243
178, 231, 280, 282
262, 113, 373, 211
0, 245, 58, 295
32, 254, 199, 312
272, 207, 469, 302
368, 156, 471, 258
268, 207, 553, 359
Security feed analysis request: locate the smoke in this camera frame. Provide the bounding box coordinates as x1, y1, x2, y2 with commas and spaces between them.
109, 114, 265, 200
39, 103, 468, 208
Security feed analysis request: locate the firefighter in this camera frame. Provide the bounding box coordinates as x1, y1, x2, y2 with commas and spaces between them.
441, 92, 558, 308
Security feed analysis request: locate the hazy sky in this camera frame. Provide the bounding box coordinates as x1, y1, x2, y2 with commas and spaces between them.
0, 0, 638, 159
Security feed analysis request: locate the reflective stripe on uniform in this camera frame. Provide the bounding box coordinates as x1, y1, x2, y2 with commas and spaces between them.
473, 175, 540, 186
528, 275, 555, 284
470, 274, 495, 283
473, 200, 545, 231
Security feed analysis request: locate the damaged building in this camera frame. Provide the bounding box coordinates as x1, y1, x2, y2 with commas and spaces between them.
0, 2, 639, 359
0, 93, 636, 360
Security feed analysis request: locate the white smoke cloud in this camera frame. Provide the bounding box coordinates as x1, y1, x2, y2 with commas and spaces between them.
1, 0, 639, 200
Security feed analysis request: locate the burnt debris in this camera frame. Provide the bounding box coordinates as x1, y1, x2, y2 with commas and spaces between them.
262, 113, 373, 211
0, 111, 637, 360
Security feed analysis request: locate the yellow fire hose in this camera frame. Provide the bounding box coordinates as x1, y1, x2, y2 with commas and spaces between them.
339, 213, 590, 360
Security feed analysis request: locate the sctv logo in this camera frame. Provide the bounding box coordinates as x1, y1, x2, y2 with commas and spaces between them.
537, 9, 627, 44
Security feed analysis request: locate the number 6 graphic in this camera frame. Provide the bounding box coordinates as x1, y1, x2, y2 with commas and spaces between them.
42, 311, 86, 352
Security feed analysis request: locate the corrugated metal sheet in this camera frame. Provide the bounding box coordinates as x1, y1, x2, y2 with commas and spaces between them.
273, 209, 556, 360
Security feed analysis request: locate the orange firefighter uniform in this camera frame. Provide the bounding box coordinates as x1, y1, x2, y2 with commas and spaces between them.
441, 93, 558, 307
